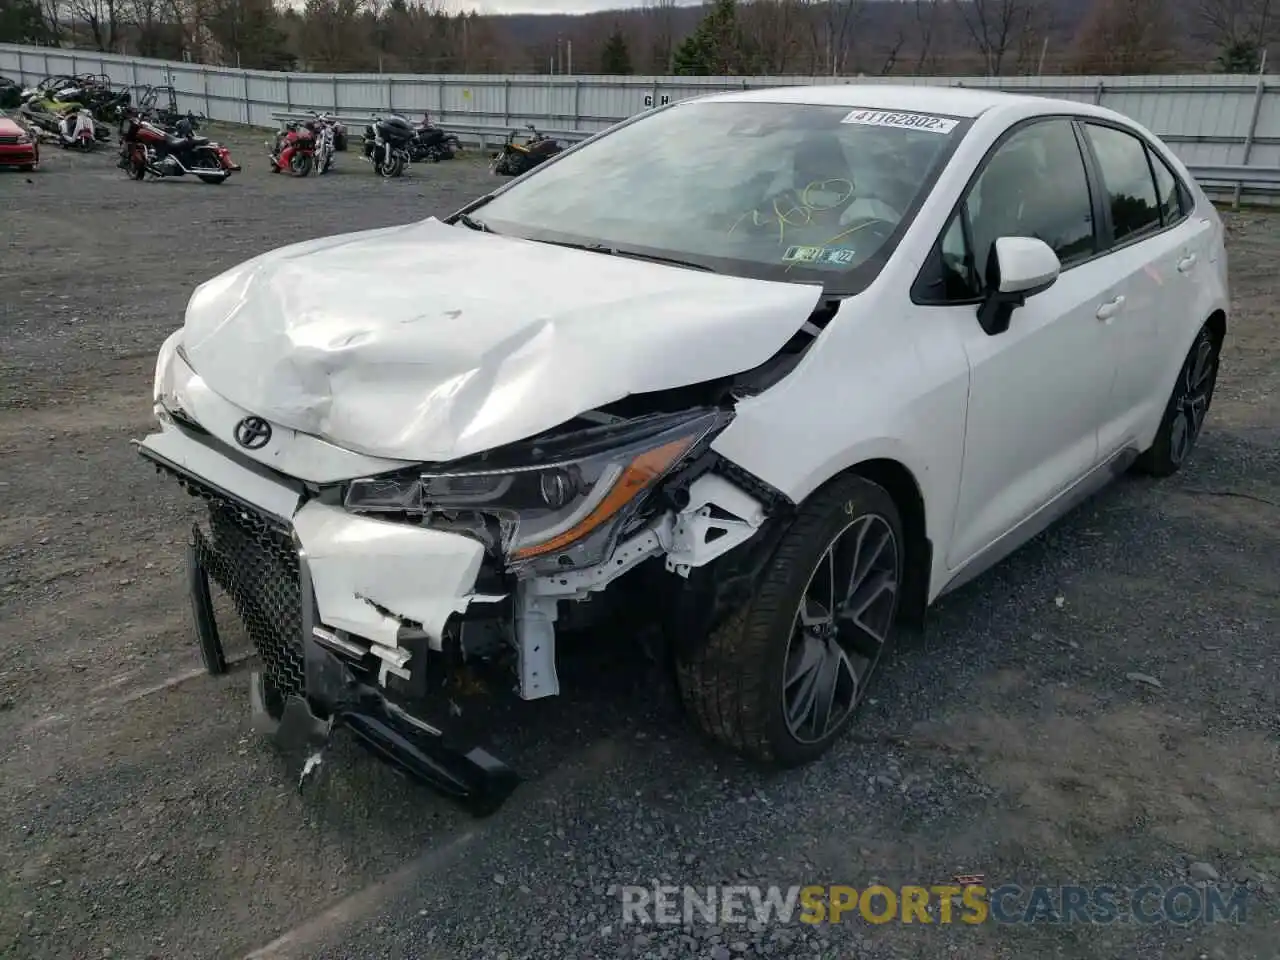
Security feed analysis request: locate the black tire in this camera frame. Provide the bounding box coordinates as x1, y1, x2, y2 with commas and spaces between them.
676, 475, 904, 767
197, 174, 226, 185
19, 164, 34, 172
1134, 322, 1221, 478
290, 151, 312, 177
379, 151, 405, 178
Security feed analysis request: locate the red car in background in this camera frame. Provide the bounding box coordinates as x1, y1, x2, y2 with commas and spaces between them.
0, 111, 39, 170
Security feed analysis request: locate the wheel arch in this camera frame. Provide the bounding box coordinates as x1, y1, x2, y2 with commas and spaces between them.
837, 458, 932, 629
1205, 308, 1226, 348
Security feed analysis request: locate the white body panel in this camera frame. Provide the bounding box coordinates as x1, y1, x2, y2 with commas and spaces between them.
144, 84, 1231, 693
178, 216, 822, 463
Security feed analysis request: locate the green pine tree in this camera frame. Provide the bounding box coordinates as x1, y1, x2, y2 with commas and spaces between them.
673, 0, 746, 76
600, 26, 633, 75
0, 0, 49, 45
1217, 40, 1261, 74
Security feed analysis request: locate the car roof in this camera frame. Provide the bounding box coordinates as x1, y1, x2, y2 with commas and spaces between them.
696, 83, 1075, 119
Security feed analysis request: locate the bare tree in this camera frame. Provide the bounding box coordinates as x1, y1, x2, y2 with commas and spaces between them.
1198, 0, 1275, 69
799, 0, 862, 74
641, 0, 679, 73
740, 0, 804, 73
70, 0, 124, 51
949, 0, 1043, 76
911, 0, 943, 74
1071, 0, 1181, 74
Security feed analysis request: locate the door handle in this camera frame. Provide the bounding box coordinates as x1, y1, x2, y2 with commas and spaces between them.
1096, 296, 1126, 322
1177, 253, 1198, 273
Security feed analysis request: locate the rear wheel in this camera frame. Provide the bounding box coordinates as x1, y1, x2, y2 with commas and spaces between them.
197, 174, 226, 185
1134, 322, 1221, 477
289, 150, 312, 177
676, 475, 904, 767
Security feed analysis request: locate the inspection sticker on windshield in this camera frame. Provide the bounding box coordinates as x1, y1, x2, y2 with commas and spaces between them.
840, 109, 958, 134
784, 246, 856, 266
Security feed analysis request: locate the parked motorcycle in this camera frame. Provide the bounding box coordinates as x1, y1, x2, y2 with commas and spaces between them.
315, 111, 348, 152
490, 124, 562, 176
57, 107, 99, 150
408, 113, 461, 163
361, 114, 414, 178
309, 112, 337, 173
269, 118, 316, 176
118, 108, 240, 184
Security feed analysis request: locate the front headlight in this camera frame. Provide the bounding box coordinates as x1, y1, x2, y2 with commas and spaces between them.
344, 409, 727, 570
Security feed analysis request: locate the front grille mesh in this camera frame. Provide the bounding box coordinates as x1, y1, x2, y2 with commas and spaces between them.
182, 479, 306, 700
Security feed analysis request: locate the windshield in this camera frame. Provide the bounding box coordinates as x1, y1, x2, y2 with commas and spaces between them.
470, 100, 967, 293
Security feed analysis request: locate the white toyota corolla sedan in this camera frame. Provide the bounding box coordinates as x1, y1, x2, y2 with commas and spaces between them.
138, 84, 1227, 812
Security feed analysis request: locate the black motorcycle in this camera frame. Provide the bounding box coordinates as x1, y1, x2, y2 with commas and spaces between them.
490, 124, 562, 176
362, 114, 415, 178
409, 122, 461, 163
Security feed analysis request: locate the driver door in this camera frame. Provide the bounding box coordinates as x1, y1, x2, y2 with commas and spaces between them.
924, 118, 1120, 570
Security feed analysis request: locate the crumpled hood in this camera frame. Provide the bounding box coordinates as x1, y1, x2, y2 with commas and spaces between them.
181, 217, 823, 463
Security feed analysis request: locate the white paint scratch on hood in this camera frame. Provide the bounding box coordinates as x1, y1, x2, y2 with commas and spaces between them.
181, 217, 822, 463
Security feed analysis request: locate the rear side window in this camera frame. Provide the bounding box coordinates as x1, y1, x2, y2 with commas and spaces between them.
1149, 149, 1189, 225
1083, 123, 1161, 243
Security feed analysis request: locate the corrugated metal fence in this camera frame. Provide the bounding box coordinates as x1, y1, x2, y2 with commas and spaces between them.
5, 42, 1280, 176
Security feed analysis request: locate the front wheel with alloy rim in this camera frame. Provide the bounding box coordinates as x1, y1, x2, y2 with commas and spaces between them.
676, 475, 904, 767
1134, 322, 1221, 477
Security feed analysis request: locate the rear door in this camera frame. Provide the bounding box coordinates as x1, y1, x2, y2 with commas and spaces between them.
1077, 121, 1214, 455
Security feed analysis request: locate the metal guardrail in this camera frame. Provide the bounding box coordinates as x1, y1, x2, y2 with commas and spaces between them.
1188, 163, 1280, 185
269, 110, 590, 151
1187, 163, 1280, 207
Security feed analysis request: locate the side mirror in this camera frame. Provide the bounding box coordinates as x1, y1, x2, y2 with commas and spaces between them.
977, 236, 1061, 336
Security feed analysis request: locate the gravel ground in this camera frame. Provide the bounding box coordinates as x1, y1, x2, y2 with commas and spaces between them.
1, 124, 1277, 960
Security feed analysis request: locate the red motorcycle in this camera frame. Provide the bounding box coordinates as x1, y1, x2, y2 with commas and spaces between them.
117, 109, 239, 184
269, 120, 316, 176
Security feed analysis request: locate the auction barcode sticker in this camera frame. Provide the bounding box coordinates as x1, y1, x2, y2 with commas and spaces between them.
840, 109, 958, 134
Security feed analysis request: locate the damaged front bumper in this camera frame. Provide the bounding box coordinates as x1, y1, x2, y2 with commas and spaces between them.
136, 394, 775, 815
138, 422, 522, 815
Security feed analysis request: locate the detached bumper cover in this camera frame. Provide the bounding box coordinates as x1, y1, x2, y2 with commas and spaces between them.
136, 423, 519, 814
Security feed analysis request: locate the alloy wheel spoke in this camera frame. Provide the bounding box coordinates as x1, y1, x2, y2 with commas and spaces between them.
810, 643, 849, 738
782, 511, 900, 744
846, 568, 898, 641
786, 646, 823, 730
785, 635, 825, 691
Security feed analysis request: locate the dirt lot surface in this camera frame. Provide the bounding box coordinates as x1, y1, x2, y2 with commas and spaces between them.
1, 124, 1277, 960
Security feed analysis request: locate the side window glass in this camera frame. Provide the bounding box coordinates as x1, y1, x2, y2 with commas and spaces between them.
1084, 123, 1162, 242
965, 119, 1097, 283
1149, 149, 1188, 225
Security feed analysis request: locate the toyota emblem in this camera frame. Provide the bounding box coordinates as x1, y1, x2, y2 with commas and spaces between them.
234, 416, 272, 450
